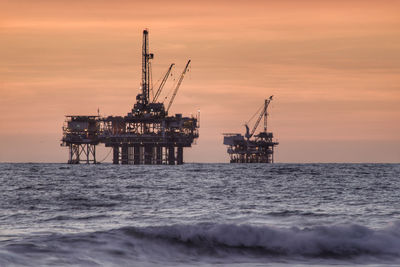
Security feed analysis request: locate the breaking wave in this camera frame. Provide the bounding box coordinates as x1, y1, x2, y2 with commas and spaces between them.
2, 222, 400, 265
126, 222, 400, 258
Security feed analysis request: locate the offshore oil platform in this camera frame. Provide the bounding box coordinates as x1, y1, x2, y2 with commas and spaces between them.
223, 96, 278, 163
61, 29, 199, 165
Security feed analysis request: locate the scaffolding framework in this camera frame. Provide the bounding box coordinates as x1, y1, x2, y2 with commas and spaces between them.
67, 143, 97, 164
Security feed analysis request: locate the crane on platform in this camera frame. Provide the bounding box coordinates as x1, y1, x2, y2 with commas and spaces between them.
152, 63, 175, 103
166, 60, 191, 113
245, 95, 273, 139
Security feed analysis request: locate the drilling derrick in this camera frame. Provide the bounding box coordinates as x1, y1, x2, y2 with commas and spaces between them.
136, 29, 153, 108
223, 96, 278, 163
61, 29, 199, 164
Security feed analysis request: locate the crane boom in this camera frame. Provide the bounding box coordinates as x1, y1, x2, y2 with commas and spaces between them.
166, 60, 191, 113
246, 96, 273, 139
153, 63, 175, 103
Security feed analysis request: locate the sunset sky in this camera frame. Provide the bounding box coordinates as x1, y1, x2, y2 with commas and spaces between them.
1, 0, 399, 163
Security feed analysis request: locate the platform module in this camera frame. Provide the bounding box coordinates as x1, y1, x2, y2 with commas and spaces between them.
223, 96, 278, 163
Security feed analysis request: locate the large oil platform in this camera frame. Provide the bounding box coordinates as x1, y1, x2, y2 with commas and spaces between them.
223, 96, 278, 163
61, 29, 199, 165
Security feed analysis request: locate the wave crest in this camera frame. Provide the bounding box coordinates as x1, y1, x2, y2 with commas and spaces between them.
2, 222, 400, 266
123, 222, 400, 258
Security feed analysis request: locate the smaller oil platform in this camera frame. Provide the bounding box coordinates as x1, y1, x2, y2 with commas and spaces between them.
223, 96, 278, 163
61, 29, 199, 165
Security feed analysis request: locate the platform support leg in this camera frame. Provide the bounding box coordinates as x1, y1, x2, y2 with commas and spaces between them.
145, 145, 152, 164
113, 146, 119, 164
168, 146, 175, 165
156, 146, 162, 164
121, 144, 128, 164
177, 146, 183, 165
134, 145, 140, 165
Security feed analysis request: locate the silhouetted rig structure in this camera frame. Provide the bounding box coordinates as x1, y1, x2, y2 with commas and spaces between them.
61, 30, 199, 165
223, 96, 278, 163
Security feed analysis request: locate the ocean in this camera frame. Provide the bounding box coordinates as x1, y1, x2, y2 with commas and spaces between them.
0, 163, 399, 266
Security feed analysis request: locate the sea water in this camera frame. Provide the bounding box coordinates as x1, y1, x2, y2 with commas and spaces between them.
0, 163, 399, 266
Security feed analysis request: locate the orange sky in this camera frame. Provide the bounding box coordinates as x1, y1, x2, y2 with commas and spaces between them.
1, 0, 399, 163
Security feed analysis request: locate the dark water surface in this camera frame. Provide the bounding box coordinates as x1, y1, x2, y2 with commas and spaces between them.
0, 163, 399, 266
